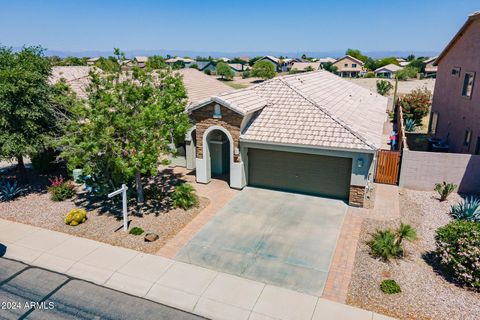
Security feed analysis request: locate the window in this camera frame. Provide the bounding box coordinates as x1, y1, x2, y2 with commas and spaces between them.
429, 112, 439, 134
464, 130, 472, 148
344, 63, 348, 67
462, 72, 475, 97
451, 67, 461, 77
213, 104, 222, 118
352, 63, 357, 68
475, 137, 480, 155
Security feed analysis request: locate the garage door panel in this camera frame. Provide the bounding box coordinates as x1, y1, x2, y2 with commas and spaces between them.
248, 148, 352, 199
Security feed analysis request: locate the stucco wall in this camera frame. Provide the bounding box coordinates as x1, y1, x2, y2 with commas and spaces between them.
190, 103, 242, 162
431, 18, 480, 154
399, 150, 480, 193
333, 57, 364, 72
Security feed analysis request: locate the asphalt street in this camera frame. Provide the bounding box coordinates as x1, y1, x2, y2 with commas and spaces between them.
0, 257, 206, 320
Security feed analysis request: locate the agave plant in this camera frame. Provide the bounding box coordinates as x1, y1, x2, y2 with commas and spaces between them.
404, 118, 417, 132
450, 196, 480, 222
0, 180, 26, 201
434, 181, 457, 201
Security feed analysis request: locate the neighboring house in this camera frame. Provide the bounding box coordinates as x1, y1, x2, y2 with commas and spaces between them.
422, 56, 438, 78
374, 64, 403, 79
258, 56, 292, 72
86, 57, 100, 66
165, 57, 196, 68
134, 56, 148, 68
228, 63, 249, 73
185, 70, 387, 207
430, 11, 480, 155
194, 61, 216, 72
317, 57, 336, 66
219, 57, 230, 62
290, 61, 321, 72
396, 58, 410, 67
333, 55, 365, 77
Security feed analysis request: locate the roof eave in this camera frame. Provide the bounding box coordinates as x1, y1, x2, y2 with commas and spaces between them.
240, 138, 377, 153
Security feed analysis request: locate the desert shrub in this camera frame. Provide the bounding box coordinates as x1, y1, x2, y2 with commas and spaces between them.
404, 118, 417, 132
435, 220, 480, 289
129, 227, 144, 235
64, 208, 87, 226
434, 182, 457, 201
48, 176, 75, 201
398, 87, 431, 125
242, 70, 251, 79
171, 183, 199, 210
368, 223, 417, 261
0, 179, 26, 201
451, 196, 480, 222
380, 279, 401, 294
376, 80, 393, 96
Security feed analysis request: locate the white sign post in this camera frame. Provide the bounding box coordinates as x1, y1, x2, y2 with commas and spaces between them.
108, 184, 129, 232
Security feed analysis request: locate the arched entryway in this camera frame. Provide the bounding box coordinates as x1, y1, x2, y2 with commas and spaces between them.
206, 129, 231, 182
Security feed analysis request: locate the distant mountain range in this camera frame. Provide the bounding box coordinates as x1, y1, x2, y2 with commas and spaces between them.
11, 47, 439, 59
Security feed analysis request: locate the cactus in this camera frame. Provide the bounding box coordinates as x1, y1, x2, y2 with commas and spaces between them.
434, 181, 457, 201
65, 208, 87, 226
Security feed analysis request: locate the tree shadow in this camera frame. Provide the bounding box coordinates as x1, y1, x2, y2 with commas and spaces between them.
421, 250, 465, 289
74, 168, 187, 218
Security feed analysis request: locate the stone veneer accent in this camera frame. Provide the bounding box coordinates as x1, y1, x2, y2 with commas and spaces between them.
190, 103, 243, 162
349, 185, 366, 207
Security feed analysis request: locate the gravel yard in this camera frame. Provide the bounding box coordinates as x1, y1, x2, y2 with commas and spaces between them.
347, 189, 480, 320
0, 168, 208, 254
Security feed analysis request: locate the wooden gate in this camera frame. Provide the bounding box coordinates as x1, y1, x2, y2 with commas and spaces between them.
375, 150, 401, 185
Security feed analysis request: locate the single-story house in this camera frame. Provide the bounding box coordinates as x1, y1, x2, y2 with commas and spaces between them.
184, 70, 387, 207
228, 63, 249, 73
333, 55, 365, 77
374, 63, 403, 79
290, 61, 321, 72
194, 61, 216, 72
317, 57, 337, 66
86, 57, 100, 66
422, 56, 438, 78
134, 56, 148, 68
165, 57, 196, 68
258, 56, 298, 72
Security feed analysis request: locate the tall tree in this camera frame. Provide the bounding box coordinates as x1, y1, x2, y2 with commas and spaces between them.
251, 60, 276, 80
345, 49, 368, 62
216, 62, 235, 80
0, 46, 65, 181
60, 49, 190, 203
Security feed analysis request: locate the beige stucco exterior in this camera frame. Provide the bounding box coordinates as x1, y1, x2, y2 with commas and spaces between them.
333, 56, 365, 77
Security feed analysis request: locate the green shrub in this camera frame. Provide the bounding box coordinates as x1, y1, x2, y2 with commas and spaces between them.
395, 66, 418, 80
171, 183, 199, 210
376, 80, 393, 96
368, 223, 417, 261
450, 196, 480, 222
435, 220, 480, 289
398, 88, 431, 126
48, 176, 76, 201
364, 72, 375, 78
65, 208, 87, 226
0, 179, 26, 201
434, 181, 457, 201
204, 68, 211, 75
380, 279, 401, 294
242, 70, 251, 79
129, 227, 144, 235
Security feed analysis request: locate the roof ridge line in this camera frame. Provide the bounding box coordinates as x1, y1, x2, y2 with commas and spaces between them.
277, 77, 377, 150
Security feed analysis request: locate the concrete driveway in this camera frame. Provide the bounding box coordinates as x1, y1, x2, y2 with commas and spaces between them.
176, 187, 347, 296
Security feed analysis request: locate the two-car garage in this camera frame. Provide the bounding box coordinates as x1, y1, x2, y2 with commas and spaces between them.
247, 148, 353, 200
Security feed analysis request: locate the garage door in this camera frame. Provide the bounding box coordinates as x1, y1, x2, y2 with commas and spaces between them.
248, 148, 352, 200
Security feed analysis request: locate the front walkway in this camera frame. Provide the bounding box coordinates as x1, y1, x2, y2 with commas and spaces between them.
0, 219, 393, 320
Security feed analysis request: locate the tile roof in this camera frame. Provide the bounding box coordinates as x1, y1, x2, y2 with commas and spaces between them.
190, 70, 387, 151
374, 63, 403, 73
176, 68, 233, 105
290, 62, 321, 71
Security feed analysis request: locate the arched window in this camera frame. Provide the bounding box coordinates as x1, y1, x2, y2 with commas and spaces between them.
213, 104, 222, 119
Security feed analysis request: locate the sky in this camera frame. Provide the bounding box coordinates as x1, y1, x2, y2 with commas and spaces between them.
0, 0, 478, 55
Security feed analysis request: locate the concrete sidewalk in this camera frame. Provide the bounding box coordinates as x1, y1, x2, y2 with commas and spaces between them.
0, 219, 394, 320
